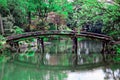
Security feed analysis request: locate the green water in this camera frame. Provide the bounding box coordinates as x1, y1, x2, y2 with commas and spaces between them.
0, 62, 120, 80
0, 39, 120, 80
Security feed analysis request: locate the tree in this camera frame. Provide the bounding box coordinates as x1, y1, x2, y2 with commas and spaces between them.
69, 0, 120, 38
0, 14, 4, 35
7, 0, 28, 26
47, 12, 67, 30
0, 0, 9, 16
115, 0, 120, 5
0, 0, 8, 35
29, 0, 73, 30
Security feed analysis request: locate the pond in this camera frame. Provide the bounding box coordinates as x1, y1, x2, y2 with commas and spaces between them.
0, 38, 120, 80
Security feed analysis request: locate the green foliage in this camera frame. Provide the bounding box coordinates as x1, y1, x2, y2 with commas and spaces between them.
108, 31, 120, 40
0, 0, 7, 6
0, 35, 11, 56
0, 35, 6, 50
115, 0, 120, 5
44, 38, 49, 42
0, 35, 11, 63
25, 0, 36, 12
33, 0, 73, 30
113, 45, 120, 54
2, 15, 15, 35
0, 55, 6, 63
0, 0, 7, 13
54, 0, 73, 17
0, 7, 9, 17
7, 0, 28, 26
11, 26, 24, 34
0, 0, 73, 32
18, 48, 36, 63
34, 0, 73, 17
113, 44, 120, 62
69, 0, 120, 34
77, 38, 85, 41
0, 0, 7, 16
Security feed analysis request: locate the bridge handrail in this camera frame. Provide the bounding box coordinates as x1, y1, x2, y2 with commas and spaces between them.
48, 30, 112, 38
80, 31, 112, 38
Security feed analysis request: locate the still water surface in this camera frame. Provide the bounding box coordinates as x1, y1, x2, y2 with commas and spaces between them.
0, 39, 120, 80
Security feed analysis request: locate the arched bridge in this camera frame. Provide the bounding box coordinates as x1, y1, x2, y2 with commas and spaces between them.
6, 30, 112, 42
6, 30, 115, 56
5, 30, 119, 63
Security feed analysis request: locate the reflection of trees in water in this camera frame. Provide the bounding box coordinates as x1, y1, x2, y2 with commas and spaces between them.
44, 39, 103, 65
77, 39, 103, 65
46, 71, 67, 80
45, 39, 72, 53
77, 53, 102, 65
78, 39, 102, 54
1, 61, 120, 80
0, 63, 68, 80
44, 53, 73, 66
104, 67, 120, 80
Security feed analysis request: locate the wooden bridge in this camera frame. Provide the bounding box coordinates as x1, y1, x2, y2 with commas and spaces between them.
4, 30, 120, 64
6, 30, 114, 54
5, 30, 118, 63
6, 30, 112, 42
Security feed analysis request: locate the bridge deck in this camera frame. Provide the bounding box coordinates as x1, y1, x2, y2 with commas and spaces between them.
6, 31, 113, 42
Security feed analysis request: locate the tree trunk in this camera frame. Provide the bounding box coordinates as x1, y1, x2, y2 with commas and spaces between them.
28, 11, 31, 31
28, 11, 31, 25
0, 14, 4, 35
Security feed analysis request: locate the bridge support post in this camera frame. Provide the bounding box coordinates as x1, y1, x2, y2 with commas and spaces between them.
37, 38, 41, 51
41, 38, 44, 53
37, 37, 44, 65
72, 36, 78, 66
40, 38, 44, 65
37, 38, 44, 53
